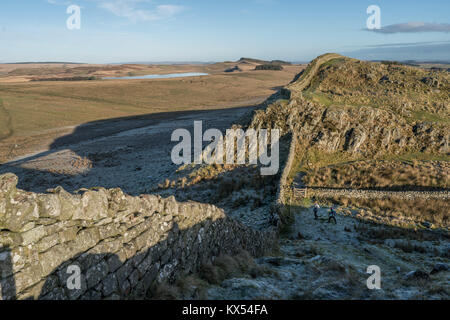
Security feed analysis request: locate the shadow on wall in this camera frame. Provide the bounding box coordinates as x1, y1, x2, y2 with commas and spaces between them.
0, 172, 275, 301
0, 246, 16, 299
1, 214, 271, 300
35, 220, 202, 300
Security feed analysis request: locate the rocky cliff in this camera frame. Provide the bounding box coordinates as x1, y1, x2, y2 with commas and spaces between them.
249, 54, 449, 158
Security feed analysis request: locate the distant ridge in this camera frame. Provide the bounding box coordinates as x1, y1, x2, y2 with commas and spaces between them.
370, 59, 450, 65
109, 61, 216, 65
4, 62, 83, 65
238, 57, 292, 65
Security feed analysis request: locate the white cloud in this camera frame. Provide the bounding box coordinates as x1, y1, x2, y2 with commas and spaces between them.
46, 0, 71, 5
367, 22, 450, 34
46, 0, 185, 22
100, 1, 184, 22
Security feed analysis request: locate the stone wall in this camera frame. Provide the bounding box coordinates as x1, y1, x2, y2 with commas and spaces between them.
256, 54, 345, 225
276, 133, 297, 205
285, 53, 343, 97
302, 188, 450, 200
0, 173, 276, 300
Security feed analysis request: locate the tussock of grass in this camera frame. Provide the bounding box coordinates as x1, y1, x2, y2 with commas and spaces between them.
150, 283, 181, 300
199, 250, 260, 284
149, 250, 277, 299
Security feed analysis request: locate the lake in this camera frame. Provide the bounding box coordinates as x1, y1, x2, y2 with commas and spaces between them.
103, 72, 209, 80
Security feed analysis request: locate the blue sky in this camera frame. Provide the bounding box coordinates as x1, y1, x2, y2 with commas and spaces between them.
0, 0, 449, 63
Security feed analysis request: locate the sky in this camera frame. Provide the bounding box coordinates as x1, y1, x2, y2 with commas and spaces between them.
0, 0, 449, 63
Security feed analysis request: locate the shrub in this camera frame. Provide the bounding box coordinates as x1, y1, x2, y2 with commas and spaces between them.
255, 64, 283, 71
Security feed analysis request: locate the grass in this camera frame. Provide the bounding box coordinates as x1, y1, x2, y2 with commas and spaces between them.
303, 91, 334, 107
303, 158, 449, 189
327, 196, 449, 229
297, 197, 313, 208
149, 250, 276, 299
294, 147, 362, 173
409, 110, 450, 124
0, 64, 302, 157
321, 57, 347, 68
290, 142, 449, 192
383, 152, 450, 163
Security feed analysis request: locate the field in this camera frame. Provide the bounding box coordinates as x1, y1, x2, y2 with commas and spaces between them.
0, 61, 303, 162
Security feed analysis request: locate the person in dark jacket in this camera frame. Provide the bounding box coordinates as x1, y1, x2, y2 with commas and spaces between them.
328, 207, 337, 224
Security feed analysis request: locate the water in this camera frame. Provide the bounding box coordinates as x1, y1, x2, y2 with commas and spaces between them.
103, 72, 209, 80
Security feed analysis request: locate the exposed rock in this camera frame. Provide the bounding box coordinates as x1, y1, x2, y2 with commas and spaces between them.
430, 263, 449, 275
421, 76, 440, 88
224, 66, 242, 73
404, 270, 430, 281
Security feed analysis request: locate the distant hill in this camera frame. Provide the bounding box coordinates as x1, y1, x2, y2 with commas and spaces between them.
368, 59, 450, 71
238, 57, 268, 64
238, 57, 292, 65
400, 59, 450, 65
4, 62, 82, 65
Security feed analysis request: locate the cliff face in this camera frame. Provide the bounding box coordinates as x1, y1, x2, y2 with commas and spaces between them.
0, 173, 276, 300
248, 54, 449, 158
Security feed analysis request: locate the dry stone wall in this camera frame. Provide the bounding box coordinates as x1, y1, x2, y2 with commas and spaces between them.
303, 187, 450, 200
0, 173, 276, 300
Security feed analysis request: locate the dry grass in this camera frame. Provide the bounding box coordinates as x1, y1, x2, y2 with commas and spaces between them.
149, 250, 276, 299
150, 282, 182, 300
305, 58, 450, 121
199, 251, 256, 284
161, 162, 278, 208
295, 147, 362, 173
304, 159, 450, 189
70, 156, 92, 170
0, 64, 301, 130
328, 196, 449, 228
